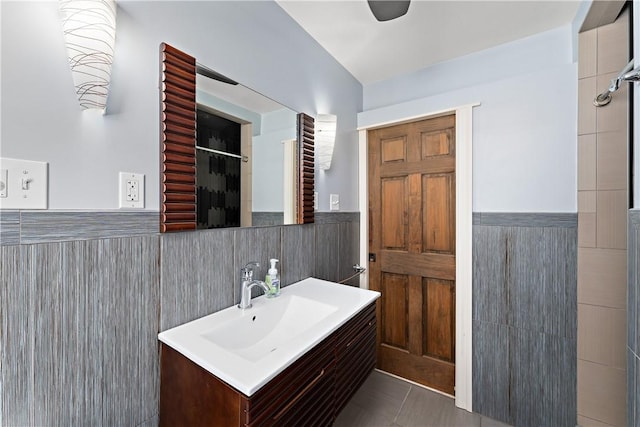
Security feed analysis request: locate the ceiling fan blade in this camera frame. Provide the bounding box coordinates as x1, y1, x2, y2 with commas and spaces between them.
367, 0, 410, 22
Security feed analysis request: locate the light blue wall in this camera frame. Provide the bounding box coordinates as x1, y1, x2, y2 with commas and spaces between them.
253, 109, 297, 212
0, 1, 362, 211
361, 25, 577, 213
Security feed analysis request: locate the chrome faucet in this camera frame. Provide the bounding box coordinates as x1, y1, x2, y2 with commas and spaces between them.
238, 261, 270, 309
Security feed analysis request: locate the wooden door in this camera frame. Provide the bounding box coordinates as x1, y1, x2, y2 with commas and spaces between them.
368, 114, 456, 395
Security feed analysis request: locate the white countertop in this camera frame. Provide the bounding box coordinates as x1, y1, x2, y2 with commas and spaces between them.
158, 277, 380, 396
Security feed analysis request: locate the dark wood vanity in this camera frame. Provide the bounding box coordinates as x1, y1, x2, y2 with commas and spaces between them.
159, 302, 376, 426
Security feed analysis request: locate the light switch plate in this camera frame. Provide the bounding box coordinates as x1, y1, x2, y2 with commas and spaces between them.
0, 158, 48, 209
330, 193, 339, 211
119, 172, 144, 208
0, 169, 7, 198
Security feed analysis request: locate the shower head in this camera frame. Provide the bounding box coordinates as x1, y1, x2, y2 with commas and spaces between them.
594, 59, 636, 107
594, 90, 613, 107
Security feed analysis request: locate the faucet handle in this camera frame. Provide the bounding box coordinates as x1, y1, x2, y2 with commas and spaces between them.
241, 261, 260, 279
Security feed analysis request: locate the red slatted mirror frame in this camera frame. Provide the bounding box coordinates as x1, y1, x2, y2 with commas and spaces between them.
297, 113, 315, 224
159, 43, 314, 232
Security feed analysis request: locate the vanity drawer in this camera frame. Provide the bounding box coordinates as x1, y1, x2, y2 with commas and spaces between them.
242, 333, 336, 426
335, 302, 376, 355
335, 302, 377, 415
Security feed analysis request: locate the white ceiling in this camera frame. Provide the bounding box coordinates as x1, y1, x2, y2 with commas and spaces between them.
276, 0, 581, 85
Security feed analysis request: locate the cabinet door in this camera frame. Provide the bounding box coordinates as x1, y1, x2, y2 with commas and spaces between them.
159, 344, 243, 426
335, 303, 377, 416
243, 335, 336, 426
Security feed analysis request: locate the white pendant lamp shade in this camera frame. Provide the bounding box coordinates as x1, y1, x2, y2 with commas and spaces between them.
316, 114, 337, 170
59, 0, 116, 111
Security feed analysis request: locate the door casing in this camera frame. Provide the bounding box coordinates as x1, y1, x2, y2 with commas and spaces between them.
358, 103, 476, 412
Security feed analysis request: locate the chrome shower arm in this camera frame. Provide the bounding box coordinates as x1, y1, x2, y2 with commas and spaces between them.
595, 59, 636, 107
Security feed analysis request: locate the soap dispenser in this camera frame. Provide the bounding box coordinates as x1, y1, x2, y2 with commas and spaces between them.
265, 258, 280, 298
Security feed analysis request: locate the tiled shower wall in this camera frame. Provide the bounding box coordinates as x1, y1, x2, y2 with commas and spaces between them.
577, 8, 629, 425
0, 212, 359, 425
472, 213, 577, 426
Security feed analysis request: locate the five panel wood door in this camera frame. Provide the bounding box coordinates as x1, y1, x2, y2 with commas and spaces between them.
368, 114, 456, 395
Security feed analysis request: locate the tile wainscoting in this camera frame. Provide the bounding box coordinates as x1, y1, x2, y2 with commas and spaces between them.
629, 209, 640, 427
472, 213, 577, 426
0, 211, 360, 425
1, 210, 580, 425
0, 210, 160, 245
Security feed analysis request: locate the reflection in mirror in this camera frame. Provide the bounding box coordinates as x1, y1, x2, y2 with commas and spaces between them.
195, 67, 298, 228
159, 43, 314, 232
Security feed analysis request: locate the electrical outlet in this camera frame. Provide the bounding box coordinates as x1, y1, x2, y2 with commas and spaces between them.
126, 179, 139, 201
119, 172, 144, 208
330, 193, 339, 211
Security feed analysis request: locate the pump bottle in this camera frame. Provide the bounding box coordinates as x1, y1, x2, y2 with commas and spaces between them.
265, 258, 280, 297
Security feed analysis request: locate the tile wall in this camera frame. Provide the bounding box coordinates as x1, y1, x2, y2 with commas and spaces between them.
577, 8, 629, 426
628, 209, 640, 427
0, 211, 360, 425
472, 213, 577, 426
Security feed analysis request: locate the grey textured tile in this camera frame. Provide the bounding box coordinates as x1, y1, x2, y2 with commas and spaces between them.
559, 227, 578, 340
508, 327, 537, 426
1, 244, 33, 425
636, 354, 640, 427
508, 328, 576, 427
2, 236, 161, 425
472, 320, 510, 423
233, 226, 281, 303
281, 224, 315, 286
509, 227, 577, 338
161, 229, 234, 331
20, 210, 159, 243
472, 212, 577, 228
395, 385, 481, 427
29, 243, 64, 425
0, 210, 20, 245
61, 237, 160, 424
627, 349, 636, 427
506, 228, 533, 334
472, 216, 577, 426
315, 223, 340, 282
472, 225, 508, 325
339, 220, 360, 286
629, 213, 638, 354
315, 211, 359, 224
251, 211, 284, 226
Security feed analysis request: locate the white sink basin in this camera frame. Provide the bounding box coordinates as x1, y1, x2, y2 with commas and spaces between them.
201, 295, 338, 362
158, 277, 380, 396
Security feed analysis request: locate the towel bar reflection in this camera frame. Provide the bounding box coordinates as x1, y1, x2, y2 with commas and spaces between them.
196, 145, 249, 162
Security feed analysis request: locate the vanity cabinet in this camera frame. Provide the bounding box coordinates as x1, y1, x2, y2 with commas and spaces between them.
334, 302, 376, 416
159, 302, 376, 426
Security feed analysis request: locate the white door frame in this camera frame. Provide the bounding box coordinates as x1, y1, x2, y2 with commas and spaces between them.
357, 103, 476, 412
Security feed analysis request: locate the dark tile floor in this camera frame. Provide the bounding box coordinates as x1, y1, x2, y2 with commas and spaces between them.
334, 370, 512, 427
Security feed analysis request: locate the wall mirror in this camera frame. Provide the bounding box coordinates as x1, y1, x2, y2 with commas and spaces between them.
159, 43, 314, 232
